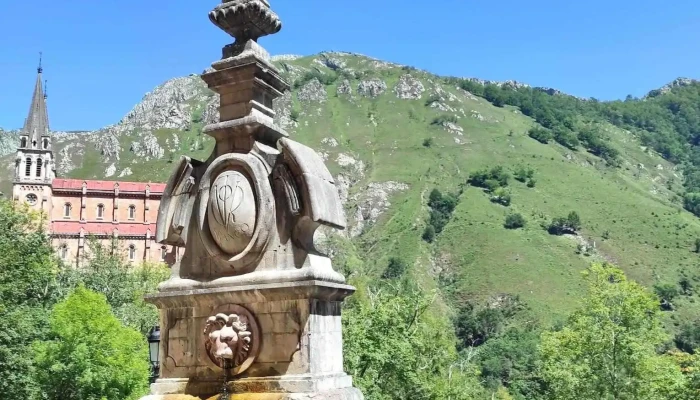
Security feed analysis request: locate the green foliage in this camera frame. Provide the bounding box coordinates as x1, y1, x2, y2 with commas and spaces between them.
514, 165, 535, 183
33, 286, 150, 400
468, 166, 510, 190
577, 126, 620, 165
343, 284, 486, 400
695, 238, 700, 253
683, 193, 700, 217
424, 93, 440, 106
57, 238, 169, 334
422, 137, 433, 148
381, 257, 408, 280
540, 263, 688, 400
293, 69, 338, 88
504, 213, 526, 229
0, 201, 56, 308
423, 189, 459, 242
431, 114, 458, 126
676, 320, 700, 354
290, 108, 300, 122
528, 127, 553, 144
476, 328, 545, 399
547, 211, 581, 235
0, 201, 57, 400
491, 187, 512, 206
526, 178, 536, 188
454, 295, 524, 349
552, 127, 580, 150
654, 282, 680, 305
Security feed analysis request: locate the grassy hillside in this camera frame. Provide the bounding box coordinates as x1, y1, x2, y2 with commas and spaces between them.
3, 52, 699, 327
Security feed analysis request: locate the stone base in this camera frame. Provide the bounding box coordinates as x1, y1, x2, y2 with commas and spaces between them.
142, 377, 363, 400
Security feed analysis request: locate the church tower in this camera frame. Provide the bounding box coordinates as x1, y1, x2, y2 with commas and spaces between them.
13, 55, 55, 216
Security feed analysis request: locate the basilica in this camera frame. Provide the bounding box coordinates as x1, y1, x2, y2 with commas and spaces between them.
12, 64, 175, 267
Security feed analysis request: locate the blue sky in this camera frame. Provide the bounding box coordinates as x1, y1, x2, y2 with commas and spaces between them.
1, 0, 699, 131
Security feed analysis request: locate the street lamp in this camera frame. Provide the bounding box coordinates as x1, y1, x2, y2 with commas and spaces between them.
147, 325, 161, 383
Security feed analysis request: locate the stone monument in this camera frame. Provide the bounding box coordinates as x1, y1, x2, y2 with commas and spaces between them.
141, 1, 363, 399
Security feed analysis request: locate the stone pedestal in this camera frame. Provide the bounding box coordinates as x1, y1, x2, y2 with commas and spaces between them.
144, 282, 361, 399
141, 1, 362, 399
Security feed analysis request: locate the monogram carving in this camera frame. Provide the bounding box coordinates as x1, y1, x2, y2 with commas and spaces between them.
207, 170, 256, 255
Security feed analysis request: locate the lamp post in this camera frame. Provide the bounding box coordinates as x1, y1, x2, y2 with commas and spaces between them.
147, 325, 161, 383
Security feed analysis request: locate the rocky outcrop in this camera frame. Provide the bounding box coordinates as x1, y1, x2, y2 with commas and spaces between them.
337, 79, 352, 96
118, 76, 213, 133
130, 132, 164, 161
358, 79, 387, 98
298, 79, 327, 103
349, 181, 409, 237
647, 77, 699, 98
118, 167, 133, 177
394, 74, 425, 100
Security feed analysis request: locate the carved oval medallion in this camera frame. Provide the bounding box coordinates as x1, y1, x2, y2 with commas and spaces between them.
207, 170, 256, 255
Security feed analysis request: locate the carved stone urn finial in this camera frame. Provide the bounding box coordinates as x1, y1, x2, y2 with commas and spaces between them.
208, 0, 282, 44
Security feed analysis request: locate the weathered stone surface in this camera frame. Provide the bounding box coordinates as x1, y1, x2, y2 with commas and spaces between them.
298, 78, 327, 103
143, 2, 361, 399
393, 74, 425, 99
357, 79, 387, 98
336, 79, 352, 96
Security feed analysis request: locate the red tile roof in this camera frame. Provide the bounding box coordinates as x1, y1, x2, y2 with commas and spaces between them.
51, 221, 157, 236
52, 179, 166, 193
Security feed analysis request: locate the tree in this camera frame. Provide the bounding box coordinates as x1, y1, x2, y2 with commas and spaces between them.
548, 211, 581, 235
540, 263, 687, 400
504, 213, 526, 229
654, 282, 679, 310
33, 286, 150, 400
381, 257, 408, 279
343, 284, 486, 399
0, 201, 58, 399
528, 127, 553, 144
57, 238, 169, 334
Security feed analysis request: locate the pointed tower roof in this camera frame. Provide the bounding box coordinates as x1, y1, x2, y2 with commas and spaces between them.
22, 60, 49, 144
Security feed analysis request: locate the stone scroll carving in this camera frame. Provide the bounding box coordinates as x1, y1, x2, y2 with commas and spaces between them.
203, 305, 260, 374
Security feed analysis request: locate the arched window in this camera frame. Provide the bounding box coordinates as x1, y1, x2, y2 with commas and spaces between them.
60, 245, 68, 260
36, 158, 42, 177
97, 204, 105, 219
128, 205, 136, 220
25, 157, 31, 177
20, 137, 27, 148
128, 245, 136, 261
42, 138, 49, 149
160, 246, 167, 261
63, 203, 72, 218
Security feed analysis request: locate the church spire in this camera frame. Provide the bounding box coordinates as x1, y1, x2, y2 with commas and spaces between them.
23, 53, 50, 147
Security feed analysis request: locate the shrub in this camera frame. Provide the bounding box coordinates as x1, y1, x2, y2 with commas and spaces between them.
553, 127, 580, 149
33, 287, 150, 400
290, 108, 300, 122
548, 211, 581, 235
382, 257, 408, 279
425, 94, 441, 106
468, 166, 510, 190
526, 178, 536, 188
293, 70, 338, 89
422, 225, 436, 243
422, 137, 433, 148
490, 188, 511, 206
431, 114, 458, 126
514, 165, 534, 183
504, 213, 526, 229
654, 282, 679, 309
528, 127, 553, 144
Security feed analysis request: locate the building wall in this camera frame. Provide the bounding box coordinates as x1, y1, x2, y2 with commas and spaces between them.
51, 235, 176, 267
13, 183, 53, 222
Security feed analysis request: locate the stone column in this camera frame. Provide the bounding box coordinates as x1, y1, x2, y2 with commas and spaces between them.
143, 2, 362, 400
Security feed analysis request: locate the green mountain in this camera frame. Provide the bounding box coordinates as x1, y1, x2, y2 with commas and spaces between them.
3, 51, 700, 327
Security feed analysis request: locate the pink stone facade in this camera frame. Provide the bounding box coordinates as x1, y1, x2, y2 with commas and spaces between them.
16, 178, 178, 267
